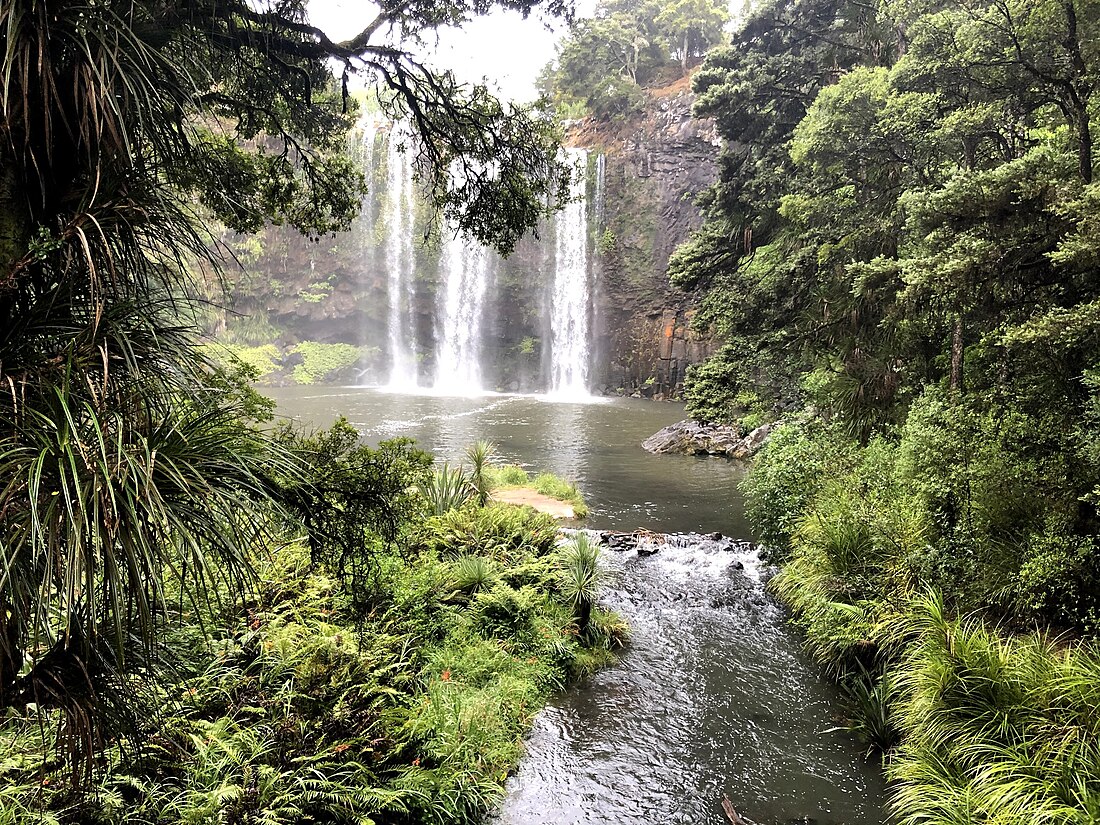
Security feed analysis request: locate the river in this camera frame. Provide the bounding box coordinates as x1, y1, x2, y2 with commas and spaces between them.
267, 387, 887, 825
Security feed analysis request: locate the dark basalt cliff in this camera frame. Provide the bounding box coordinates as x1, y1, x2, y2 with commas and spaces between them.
576, 83, 718, 397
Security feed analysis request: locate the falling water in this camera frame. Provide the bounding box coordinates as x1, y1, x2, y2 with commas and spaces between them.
594, 153, 607, 231
549, 148, 593, 397
435, 226, 493, 393
384, 127, 419, 388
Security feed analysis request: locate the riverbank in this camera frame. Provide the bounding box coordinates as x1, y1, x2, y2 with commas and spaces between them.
0, 430, 623, 825
748, 418, 1100, 823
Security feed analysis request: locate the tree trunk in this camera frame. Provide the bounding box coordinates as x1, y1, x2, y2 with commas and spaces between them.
950, 314, 965, 394
1078, 107, 1093, 184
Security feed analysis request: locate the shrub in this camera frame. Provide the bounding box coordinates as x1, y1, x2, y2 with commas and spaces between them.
1014, 525, 1100, 632
416, 504, 559, 562
558, 533, 602, 638
291, 342, 364, 384
420, 465, 474, 516
470, 584, 538, 638
741, 419, 856, 561
448, 555, 500, 598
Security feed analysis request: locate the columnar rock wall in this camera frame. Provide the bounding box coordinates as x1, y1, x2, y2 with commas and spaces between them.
580, 85, 719, 398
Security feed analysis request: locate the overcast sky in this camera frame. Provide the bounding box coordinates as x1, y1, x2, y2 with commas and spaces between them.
306, 1, 587, 102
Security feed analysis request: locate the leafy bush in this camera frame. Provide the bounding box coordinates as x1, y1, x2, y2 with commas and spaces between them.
277, 420, 431, 617
291, 341, 364, 384
1014, 526, 1100, 632
741, 419, 856, 561
416, 504, 559, 562
471, 584, 538, 638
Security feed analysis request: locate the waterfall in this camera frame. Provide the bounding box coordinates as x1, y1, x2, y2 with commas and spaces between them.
549, 148, 593, 397
594, 153, 606, 231
434, 226, 493, 393
384, 127, 419, 388
346, 123, 601, 398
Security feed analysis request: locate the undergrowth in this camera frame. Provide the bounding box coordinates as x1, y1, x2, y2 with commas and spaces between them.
752, 413, 1100, 822
1, 457, 621, 825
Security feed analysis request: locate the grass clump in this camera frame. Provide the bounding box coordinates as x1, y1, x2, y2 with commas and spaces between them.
485, 463, 530, 487
532, 472, 588, 518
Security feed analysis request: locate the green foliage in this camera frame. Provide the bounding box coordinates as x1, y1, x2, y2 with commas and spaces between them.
889, 595, 1100, 825
465, 440, 498, 507
532, 472, 589, 518
689, 1, 1100, 820
277, 419, 432, 619
741, 420, 856, 561
486, 464, 530, 487
557, 533, 602, 637
291, 342, 365, 384
0, 497, 624, 824
416, 504, 560, 563
540, 0, 730, 121
471, 584, 539, 638
448, 555, 501, 597
209, 342, 283, 380
297, 275, 337, 304
420, 465, 475, 517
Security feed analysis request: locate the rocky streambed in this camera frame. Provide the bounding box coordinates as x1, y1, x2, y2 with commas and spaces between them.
495, 530, 886, 825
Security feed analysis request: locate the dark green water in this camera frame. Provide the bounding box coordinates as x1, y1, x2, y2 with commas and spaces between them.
268, 387, 887, 825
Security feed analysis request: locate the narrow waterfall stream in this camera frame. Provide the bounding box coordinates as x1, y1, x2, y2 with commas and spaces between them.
435, 228, 493, 394
549, 148, 593, 397
383, 127, 420, 389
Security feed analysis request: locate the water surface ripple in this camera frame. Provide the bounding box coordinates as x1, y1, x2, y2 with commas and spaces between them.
496, 537, 886, 825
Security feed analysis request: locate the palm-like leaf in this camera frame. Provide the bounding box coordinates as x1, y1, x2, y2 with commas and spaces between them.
558, 533, 602, 636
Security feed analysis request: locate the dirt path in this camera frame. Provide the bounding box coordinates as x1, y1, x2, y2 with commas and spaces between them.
491, 488, 575, 519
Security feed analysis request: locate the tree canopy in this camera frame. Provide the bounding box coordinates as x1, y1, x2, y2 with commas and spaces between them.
539, 0, 730, 120
674, 0, 1100, 437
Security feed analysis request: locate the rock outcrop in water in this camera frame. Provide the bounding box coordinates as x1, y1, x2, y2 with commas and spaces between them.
642, 420, 776, 459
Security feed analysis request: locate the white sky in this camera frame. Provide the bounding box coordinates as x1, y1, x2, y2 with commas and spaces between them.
307, 1, 590, 102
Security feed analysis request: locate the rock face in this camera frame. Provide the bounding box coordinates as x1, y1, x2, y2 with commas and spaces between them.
579, 84, 720, 398
642, 420, 776, 459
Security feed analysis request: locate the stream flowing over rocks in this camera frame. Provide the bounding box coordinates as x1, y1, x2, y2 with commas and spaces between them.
494, 530, 886, 825
642, 419, 776, 459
